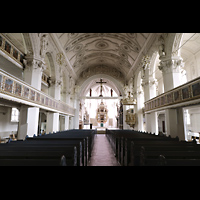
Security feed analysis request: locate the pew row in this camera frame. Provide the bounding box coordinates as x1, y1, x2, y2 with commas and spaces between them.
0, 129, 96, 166
106, 129, 200, 166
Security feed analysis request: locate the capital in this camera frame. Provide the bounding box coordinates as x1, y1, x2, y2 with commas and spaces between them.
48, 78, 62, 87
158, 57, 183, 73
23, 56, 46, 72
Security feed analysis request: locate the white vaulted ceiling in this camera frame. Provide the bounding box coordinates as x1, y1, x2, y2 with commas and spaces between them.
180, 33, 200, 62
55, 33, 153, 81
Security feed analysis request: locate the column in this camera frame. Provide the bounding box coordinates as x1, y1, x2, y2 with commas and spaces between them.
64, 115, 69, 130
142, 76, 157, 101
23, 57, 45, 91
46, 112, 59, 134
123, 105, 129, 129
142, 76, 158, 134
145, 112, 158, 134
176, 107, 185, 141
18, 105, 39, 140
165, 109, 177, 138
60, 91, 70, 130
136, 90, 144, 131
159, 57, 185, 139
49, 79, 62, 100
69, 116, 74, 129
73, 86, 80, 129
74, 98, 80, 129
165, 108, 185, 140
159, 57, 183, 92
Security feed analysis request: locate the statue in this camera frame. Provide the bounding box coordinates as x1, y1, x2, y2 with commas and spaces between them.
40, 34, 48, 59
158, 35, 166, 57
111, 89, 113, 97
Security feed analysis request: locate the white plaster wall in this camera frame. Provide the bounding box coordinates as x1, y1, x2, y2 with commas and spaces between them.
184, 51, 200, 82
0, 106, 18, 138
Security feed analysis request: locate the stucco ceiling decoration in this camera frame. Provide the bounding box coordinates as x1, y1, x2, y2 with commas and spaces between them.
56, 33, 151, 81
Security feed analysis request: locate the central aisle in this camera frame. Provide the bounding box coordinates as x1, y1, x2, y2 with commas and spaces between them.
88, 134, 120, 166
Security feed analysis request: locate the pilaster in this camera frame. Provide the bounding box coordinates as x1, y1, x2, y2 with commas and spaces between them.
17, 106, 39, 139
159, 57, 183, 92
23, 56, 45, 91
48, 78, 62, 100
46, 112, 59, 134
141, 76, 158, 101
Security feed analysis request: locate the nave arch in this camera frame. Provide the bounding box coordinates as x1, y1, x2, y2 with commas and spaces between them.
78, 74, 125, 98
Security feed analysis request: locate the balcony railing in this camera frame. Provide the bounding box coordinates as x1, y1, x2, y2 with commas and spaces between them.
0, 69, 75, 116
144, 76, 200, 112
0, 34, 24, 68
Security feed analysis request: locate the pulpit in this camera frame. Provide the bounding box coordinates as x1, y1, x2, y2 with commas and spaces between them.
125, 108, 136, 128
122, 92, 137, 128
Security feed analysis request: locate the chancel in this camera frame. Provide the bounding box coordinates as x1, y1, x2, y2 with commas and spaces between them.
1, 33, 200, 166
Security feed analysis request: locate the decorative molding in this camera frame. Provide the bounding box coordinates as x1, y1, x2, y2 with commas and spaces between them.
40, 34, 49, 59
0, 69, 75, 116
144, 76, 200, 113
80, 65, 125, 83
23, 56, 46, 72
158, 57, 183, 74
0, 34, 24, 68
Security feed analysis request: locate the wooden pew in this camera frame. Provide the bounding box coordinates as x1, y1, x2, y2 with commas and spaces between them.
35, 129, 95, 161
0, 156, 67, 166
25, 138, 85, 166
158, 155, 200, 166
107, 130, 178, 166
0, 129, 97, 166
0, 143, 78, 166
127, 140, 196, 166
140, 147, 200, 166
106, 129, 200, 166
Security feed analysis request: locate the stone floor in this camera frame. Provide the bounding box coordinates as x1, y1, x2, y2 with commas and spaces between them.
88, 134, 120, 166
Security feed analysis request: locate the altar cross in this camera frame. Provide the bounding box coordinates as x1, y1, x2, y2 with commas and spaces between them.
96, 78, 107, 97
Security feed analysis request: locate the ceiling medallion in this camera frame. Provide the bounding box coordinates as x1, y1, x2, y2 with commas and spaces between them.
119, 50, 128, 59
120, 43, 131, 52
73, 43, 83, 52
76, 50, 85, 60
127, 33, 137, 39
95, 41, 109, 49
98, 33, 107, 37
69, 33, 78, 38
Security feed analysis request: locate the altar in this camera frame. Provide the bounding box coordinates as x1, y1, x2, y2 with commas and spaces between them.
82, 78, 119, 130
96, 100, 108, 127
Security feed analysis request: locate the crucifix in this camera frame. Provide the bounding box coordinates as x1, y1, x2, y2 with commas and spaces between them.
96, 78, 107, 97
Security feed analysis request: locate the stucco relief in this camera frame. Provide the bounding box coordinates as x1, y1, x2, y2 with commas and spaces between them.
80, 65, 124, 83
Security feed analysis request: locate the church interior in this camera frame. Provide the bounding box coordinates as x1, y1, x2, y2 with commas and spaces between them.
1, 33, 200, 166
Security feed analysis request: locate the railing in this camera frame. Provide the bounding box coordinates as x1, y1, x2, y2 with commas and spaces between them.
0, 34, 24, 67
0, 69, 75, 116
144, 76, 200, 112
41, 73, 49, 86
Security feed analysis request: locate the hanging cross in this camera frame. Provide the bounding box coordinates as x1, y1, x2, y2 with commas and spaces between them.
96, 78, 107, 97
